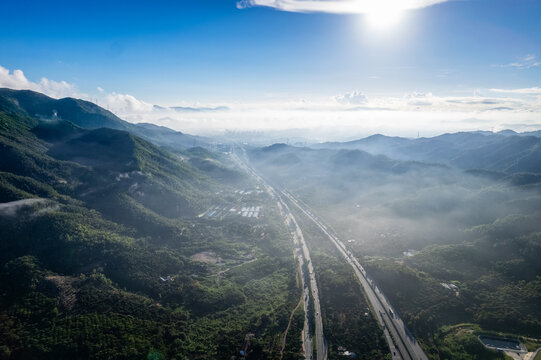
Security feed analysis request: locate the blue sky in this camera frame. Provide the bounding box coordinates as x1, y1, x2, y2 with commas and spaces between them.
1, 0, 541, 138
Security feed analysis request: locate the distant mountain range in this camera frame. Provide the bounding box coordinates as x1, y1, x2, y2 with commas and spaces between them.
250, 142, 451, 186
154, 104, 230, 112
2, 88, 541, 176
312, 131, 541, 173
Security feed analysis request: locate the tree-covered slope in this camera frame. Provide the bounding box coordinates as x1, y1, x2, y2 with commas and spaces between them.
0, 104, 303, 359
313, 132, 541, 173
0, 88, 209, 150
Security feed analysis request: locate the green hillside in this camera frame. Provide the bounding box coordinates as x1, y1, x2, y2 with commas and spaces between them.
0, 101, 302, 359
0, 88, 209, 150
314, 132, 541, 174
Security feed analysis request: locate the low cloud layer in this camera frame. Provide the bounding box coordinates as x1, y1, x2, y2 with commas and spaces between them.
335, 90, 368, 105
489, 87, 541, 95
330, 89, 540, 114
117, 90, 541, 140
1, 64, 540, 140
236, 0, 448, 14
105, 92, 153, 113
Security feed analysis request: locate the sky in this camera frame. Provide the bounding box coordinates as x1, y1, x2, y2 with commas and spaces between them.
1, 0, 541, 139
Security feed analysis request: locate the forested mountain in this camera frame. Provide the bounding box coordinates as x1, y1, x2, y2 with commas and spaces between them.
2, 87, 540, 360
0, 93, 303, 359
0, 88, 209, 150
313, 131, 541, 173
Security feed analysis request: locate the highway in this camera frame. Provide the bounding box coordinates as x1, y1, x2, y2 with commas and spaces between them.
232, 152, 327, 360
281, 190, 429, 360
234, 149, 427, 360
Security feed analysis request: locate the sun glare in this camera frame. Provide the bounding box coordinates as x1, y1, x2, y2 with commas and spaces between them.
364, 4, 404, 30
365, 8, 403, 30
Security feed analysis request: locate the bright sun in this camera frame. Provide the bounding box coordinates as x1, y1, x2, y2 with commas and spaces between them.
365, 6, 404, 30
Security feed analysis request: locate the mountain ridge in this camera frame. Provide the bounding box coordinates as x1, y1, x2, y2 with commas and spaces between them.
0, 88, 209, 150
312, 131, 541, 173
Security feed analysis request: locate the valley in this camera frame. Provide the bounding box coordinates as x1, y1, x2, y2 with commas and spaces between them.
1, 89, 540, 360
3, 2, 541, 359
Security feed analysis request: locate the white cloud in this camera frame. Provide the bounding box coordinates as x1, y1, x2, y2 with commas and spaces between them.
237, 0, 448, 14
330, 90, 539, 114
498, 54, 541, 70
334, 90, 368, 105
405, 91, 434, 106
405, 91, 433, 98
2, 64, 540, 138
0, 65, 80, 98
489, 87, 541, 95
112, 89, 541, 139
105, 92, 153, 113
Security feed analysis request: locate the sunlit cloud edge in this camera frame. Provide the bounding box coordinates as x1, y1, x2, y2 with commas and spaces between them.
236, 0, 449, 14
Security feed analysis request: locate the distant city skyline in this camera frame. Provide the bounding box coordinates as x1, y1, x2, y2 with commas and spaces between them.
1, 0, 540, 138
